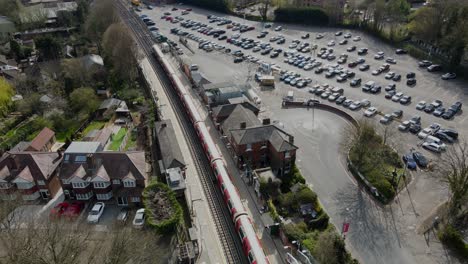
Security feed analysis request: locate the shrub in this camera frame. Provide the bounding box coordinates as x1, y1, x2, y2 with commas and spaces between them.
274, 7, 329, 25
308, 212, 329, 230
143, 182, 182, 234
267, 199, 280, 222
296, 186, 318, 206
282, 222, 308, 241
438, 224, 468, 258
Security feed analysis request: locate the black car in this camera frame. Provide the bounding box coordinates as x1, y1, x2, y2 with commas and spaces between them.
315, 67, 325, 74
400, 95, 411, 105
233, 57, 243, 63
424, 104, 435, 113
347, 46, 356, 52
442, 109, 456, 120
385, 91, 396, 99
412, 152, 428, 168
427, 64, 442, 72
357, 48, 368, 55
406, 72, 416, 79
409, 123, 421, 134
439, 129, 458, 140
348, 62, 357, 68
392, 74, 401, 81
449, 101, 462, 113
407, 78, 416, 86
370, 85, 381, 94
218, 35, 227, 40
433, 107, 445, 117
350, 78, 361, 87
336, 96, 346, 104
434, 131, 455, 143
301, 33, 310, 39
396, 49, 408, 54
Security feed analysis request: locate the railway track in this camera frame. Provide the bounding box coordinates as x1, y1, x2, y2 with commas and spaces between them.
115, 2, 247, 264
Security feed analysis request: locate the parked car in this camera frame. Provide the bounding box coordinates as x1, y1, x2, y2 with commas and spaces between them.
391, 110, 403, 119
418, 60, 432, 67
416, 101, 426, 110
350, 78, 361, 87
438, 129, 458, 140
364, 107, 378, 117
406, 72, 416, 79
359, 64, 370, 71
349, 101, 362, 110
133, 208, 146, 228
412, 152, 428, 168
117, 207, 129, 222
407, 78, 416, 86
442, 109, 456, 120
347, 46, 356, 52
398, 121, 410, 131
433, 107, 445, 117
395, 49, 407, 54
87, 202, 105, 224
402, 153, 417, 170
434, 131, 455, 143
62, 202, 84, 220
392, 74, 401, 81
427, 64, 442, 72
409, 123, 421, 134
386, 57, 397, 64
50, 202, 69, 219
441, 72, 456, 80
380, 114, 393, 124
422, 142, 443, 153
449, 101, 462, 113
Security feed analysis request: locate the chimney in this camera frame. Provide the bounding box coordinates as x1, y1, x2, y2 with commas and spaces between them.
289, 136, 294, 145
262, 118, 270, 125
86, 154, 94, 169
57, 149, 62, 159
161, 122, 167, 128
240, 122, 247, 129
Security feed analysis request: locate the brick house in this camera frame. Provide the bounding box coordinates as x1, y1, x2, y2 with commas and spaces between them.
213, 103, 298, 177
25, 127, 56, 152
0, 151, 63, 201
58, 142, 148, 206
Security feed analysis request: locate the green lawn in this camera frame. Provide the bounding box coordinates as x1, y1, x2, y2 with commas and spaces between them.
124, 132, 137, 150
109, 128, 127, 151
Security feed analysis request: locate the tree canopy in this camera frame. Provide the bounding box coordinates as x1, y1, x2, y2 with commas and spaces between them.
0, 77, 14, 117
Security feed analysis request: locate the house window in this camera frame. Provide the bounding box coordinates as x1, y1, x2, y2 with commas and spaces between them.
37, 180, 45, 186
93, 182, 110, 189
74, 155, 86, 163
62, 178, 70, 185
285, 151, 291, 159
76, 192, 93, 200
123, 180, 136, 188
64, 154, 70, 162
113, 179, 121, 185
246, 143, 252, 151
96, 192, 113, 200
131, 196, 140, 202
72, 182, 89, 189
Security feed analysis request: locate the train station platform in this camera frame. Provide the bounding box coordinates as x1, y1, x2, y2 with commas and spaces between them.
140, 57, 227, 264
161, 54, 287, 264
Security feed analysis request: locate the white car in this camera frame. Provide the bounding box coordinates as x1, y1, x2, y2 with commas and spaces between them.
418, 127, 432, 139
364, 107, 378, 117
327, 41, 335, 46
353, 36, 361, 41
349, 101, 362, 110
274, 26, 282, 31
87, 202, 105, 224
422, 142, 442, 153
133, 208, 145, 228
416, 101, 426, 110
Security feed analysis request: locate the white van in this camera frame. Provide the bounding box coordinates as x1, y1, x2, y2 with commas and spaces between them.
286, 91, 294, 101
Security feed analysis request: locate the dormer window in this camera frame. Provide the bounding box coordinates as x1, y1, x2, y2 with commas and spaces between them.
123, 179, 136, 188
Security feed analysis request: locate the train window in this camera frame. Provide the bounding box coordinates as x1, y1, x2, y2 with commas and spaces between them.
248, 252, 255, 264
221, 183, 226, 191
227, 200, 233, 211
214, 167, 219, 176
239, 227, 245, 239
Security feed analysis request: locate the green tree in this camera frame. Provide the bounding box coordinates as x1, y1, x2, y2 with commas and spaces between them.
76, 0, 89, 24
313, 230, 353, 264
0, 77, 14, 117
0, 0, 22, 23
35, 36, 61, 60
85, 0, 117, 42
15, 93, 43, 116
296, 186, 318, 205
69, 87, 99, 116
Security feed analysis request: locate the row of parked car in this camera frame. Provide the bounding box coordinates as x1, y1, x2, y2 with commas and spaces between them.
50, 202, 145, 228
415, 100, 462, 120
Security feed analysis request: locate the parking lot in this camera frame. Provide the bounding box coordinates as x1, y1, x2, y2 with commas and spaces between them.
142, 5, 467, 156
136, 4, 464, 264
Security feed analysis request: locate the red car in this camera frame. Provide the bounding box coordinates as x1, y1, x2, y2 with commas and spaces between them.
49, 202, 69, 219
63, 202, 85, 220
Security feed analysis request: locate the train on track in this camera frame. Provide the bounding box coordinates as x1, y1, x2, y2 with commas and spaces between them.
152, 44, 269, 264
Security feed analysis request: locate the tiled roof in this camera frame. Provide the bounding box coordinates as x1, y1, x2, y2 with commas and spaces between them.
27, 127, 54, 151
15, 166, 34, 182
230, 125, 297, 152
98, 98, 122, 110
221, 104, 259, 133
0, 166, 11, 181
59, 152, 147, 182
94, 165, 110, 181
0, 152, 62, 182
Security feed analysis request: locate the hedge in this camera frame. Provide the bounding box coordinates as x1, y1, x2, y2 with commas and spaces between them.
438, 224, 468, 258
143, 182, 183, 234
274, 7, 329, 25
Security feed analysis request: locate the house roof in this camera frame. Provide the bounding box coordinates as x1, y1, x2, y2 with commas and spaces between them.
94, 128, 112, 147
221, 104, 259, 133
203, 81, 236, 91
94, 165, 110, 181
0, 166, 11, 181
230, 125, 297, 152
82, 54, 104, 69
65, 142, 102, 154
155, 120, 185, 170
212, 102, 260, 121
27, 127, 54, 151
115, 101, 129, 112
59, 152, 147, 183
99, 98, 122, 110
10, 141, 31, 152
0, 151, 62, 182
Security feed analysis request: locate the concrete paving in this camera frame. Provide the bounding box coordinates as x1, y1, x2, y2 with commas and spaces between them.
140, 57, 227, 264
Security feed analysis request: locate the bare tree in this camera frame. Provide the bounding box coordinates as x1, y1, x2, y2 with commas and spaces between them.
85, 0, 118, 42
258, 0, 271, 22
434, 140, 468, 222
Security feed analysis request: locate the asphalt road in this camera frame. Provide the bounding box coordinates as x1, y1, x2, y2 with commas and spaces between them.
138, 4, 464, 264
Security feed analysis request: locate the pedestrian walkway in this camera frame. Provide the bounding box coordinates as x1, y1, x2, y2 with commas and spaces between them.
139, 57, 227, 264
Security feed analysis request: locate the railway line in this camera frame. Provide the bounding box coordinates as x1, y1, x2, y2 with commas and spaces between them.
115, 1, 247, 263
